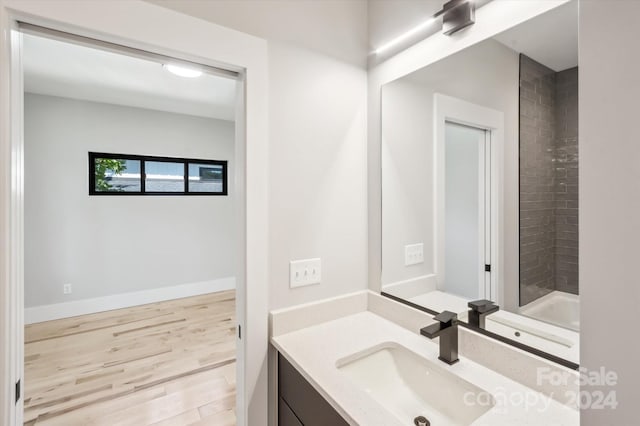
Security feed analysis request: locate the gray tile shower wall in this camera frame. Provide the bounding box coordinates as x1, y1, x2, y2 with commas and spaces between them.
519, 55, 579, 306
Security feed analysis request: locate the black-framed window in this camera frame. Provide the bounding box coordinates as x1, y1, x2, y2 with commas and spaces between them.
89, 152, 227, 196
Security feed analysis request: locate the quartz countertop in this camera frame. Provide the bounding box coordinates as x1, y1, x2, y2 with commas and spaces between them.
272, 311, 579, 426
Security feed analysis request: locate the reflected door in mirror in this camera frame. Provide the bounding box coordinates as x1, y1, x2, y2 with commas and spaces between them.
443, 122, 491, 300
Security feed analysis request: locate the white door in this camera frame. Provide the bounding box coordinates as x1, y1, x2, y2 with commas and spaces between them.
443, 121, 491, 300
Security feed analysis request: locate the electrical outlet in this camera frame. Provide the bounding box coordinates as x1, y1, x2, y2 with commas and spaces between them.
63, 283, 72, 294
405, 243, 424, 266
290, 258, 321, 288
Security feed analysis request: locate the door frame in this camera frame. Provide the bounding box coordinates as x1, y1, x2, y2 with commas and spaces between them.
434, 93, 504, 303
0, 2, 269, 425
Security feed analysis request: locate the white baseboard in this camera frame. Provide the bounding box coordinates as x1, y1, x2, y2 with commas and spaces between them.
25, 277, 235, 324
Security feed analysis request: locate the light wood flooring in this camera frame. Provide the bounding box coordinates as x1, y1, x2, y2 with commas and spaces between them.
24, 291, 237, 425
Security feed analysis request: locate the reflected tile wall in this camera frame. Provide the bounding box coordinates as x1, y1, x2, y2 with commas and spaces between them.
519, 55, 579, 306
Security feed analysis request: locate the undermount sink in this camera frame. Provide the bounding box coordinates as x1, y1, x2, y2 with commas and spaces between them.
337, 343, 494, 426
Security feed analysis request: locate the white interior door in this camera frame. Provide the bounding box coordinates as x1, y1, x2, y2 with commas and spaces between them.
443, 121, 491, 300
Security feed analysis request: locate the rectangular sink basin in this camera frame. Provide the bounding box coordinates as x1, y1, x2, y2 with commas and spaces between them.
337, 343, 494, 426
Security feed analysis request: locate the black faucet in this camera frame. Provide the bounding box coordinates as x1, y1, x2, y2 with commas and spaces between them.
467, 299, 499, 329
420, 310, 459, 365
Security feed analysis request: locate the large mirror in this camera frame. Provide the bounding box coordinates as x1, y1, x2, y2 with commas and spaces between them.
380, 0, 579, 367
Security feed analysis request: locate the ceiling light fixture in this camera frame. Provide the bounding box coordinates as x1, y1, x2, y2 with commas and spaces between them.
163, 64, 203, 78
374, 0, 476, 55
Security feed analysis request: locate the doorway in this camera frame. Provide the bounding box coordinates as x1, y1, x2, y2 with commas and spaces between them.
18, 25, 242, 426
0, 3, 270, 424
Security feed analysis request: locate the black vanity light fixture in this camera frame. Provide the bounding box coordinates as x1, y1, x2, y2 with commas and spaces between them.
374, 0, 476, 55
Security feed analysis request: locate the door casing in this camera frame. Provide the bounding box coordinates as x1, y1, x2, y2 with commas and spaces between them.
434, 93, 504, 305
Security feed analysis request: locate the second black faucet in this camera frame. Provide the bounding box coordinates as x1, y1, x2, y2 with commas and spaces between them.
420, 310, 459, 365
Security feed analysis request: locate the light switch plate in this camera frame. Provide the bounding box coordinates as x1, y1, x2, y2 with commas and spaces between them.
290, 258, 321, 288
63, 283, 72, 294
405, 243, 424, 266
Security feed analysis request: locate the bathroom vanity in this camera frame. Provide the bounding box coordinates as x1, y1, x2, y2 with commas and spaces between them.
271, 292, 579, 426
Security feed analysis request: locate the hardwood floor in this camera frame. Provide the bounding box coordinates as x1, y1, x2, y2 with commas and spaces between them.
24, 291, 236, 425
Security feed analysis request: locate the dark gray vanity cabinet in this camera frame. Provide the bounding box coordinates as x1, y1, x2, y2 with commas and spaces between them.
278, 353, 350, 426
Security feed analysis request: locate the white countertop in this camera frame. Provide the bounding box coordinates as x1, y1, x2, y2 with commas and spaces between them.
272, 311, 578, 426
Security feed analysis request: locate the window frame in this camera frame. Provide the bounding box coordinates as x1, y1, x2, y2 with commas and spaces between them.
88, 152, 228, 196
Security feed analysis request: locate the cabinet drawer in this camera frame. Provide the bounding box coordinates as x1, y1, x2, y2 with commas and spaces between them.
278, 353, 349, 426
279, 397, 303, 426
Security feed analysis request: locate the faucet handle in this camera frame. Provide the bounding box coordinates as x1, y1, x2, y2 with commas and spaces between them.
433, 310, 458, 325
468, 299, 499, 314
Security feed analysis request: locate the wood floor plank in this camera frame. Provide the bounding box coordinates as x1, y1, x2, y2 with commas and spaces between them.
24, 291, 236, 425
90, 378, 234, 426
32, 386, 169, 426
191, 409, 236, 426
26, 342, 235, 412
198, 394, 236, 418
25, 291, 234, 343
149, 409, 201, 426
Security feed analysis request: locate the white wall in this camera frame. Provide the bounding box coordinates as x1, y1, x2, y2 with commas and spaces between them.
380, 39, 519, 308
24, 93, 235, 308
148, 0, 369, 310
148, 0, 367, 67
267, 43, 368, 309
381, 79, 435, 285
580, 1, 640, 424
367, 0, 444, 66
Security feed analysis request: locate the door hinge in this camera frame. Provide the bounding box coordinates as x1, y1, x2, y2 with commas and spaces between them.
15, 379, 20, 404
238, 324, 241, 339
485, 264, 491, 272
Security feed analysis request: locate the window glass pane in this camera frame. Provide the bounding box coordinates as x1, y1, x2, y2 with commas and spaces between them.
188, 163, 224, 193
94, 158, 141, 192
145, 161, 185, 192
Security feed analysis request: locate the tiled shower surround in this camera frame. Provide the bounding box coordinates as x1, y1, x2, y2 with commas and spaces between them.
519, 54, 579, 306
